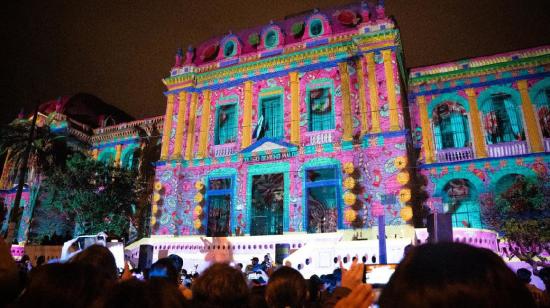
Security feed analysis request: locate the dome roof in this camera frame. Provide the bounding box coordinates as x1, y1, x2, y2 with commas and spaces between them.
38, 93, 134, 128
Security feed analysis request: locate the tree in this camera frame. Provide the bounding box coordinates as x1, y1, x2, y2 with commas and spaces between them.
131, 123, 161, 239
0, 113, 73, 242
482, 175, 550, 274
38, 154, 141, 238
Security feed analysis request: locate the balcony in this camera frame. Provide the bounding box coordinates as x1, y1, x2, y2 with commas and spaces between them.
436, 147, 474, 162
487, 141, 528, 158
212, 143, 237, 157
545, 138, 550, 152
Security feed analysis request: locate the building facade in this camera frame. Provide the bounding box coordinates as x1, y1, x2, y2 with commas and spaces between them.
151, 2, 413, 237
408, 46, 550, 229
2, 2, 549, 249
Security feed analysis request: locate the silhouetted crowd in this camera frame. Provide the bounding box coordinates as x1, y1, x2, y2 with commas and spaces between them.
1, 237, 548, 308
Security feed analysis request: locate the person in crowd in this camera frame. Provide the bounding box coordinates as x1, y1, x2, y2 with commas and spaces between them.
149, 257, 193, 300
540, 267, 550, 297
101, 277, 188, 308
324, 258, 375, 307
191, 263, 249, 308
378, 242, 536, 307
246, 256, 261, 272
35, 255, 46, 267
0, 237, 20, 307
307, 275, 324, 307
69, 244, 119, 282
168, 254, 184, 274
265, 266, 308, 308
261, 253, 273, 272
235, 262, 244, 272
149, 257, 179, 284
517, 268, 550, 307
17, 263, 106, 308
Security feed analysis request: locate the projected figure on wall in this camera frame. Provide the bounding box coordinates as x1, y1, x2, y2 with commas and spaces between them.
250, 173, 284, 235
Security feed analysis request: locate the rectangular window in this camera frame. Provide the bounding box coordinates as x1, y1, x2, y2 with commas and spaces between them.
305, 166, 339, 233
250, 173, 284, 236
206, 177, 232, 237
259, 96, 284, 139
215, 103, 237, 145
308, 88, 334, 131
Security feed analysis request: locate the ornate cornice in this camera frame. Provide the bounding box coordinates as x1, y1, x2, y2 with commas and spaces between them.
409, 46, 550, 86
163, 27, 400, 92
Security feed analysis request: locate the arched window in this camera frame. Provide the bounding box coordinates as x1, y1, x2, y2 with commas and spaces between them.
442, 179, 481, 228
432, 102, 470, 149
121, 146, 139, 170
98, 149, 115, 166
534, 87, 550, 138
482, 93, 524, 144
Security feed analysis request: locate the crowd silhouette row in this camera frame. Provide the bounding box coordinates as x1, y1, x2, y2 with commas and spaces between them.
1, 237, 548, 308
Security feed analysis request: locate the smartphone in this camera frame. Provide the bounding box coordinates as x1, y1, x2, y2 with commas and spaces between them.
364, 264, 397, 286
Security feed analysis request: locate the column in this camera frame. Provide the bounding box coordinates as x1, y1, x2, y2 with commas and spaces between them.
198, 90, 212, 158
517, 80, 544, 152
339, 62, 353, 141
160, 94, 175, 160
185, 92, 198, 160
356, 57, 369, 135
365, 53, 381, 133
465, 88, 488, 158
172, 91, 188, 159
382, 49, 399, 131
290, 72, 301, 145
417, 95, 435, 163
241, 81, 253, 149
114, 144, 122, 167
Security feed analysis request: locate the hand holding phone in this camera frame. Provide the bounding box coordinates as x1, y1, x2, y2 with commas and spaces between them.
340, 258, 364, 290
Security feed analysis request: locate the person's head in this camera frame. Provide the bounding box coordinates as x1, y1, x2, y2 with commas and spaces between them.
264, 254, 270, 261
516, 268, 532, 284
36, 255, 46, 267
192, 263, 249, 308
539, 267, 550, 288
236, 263, 243, 271
168, 254, 184, 272
379, 242, 535, 308
21, 255, 29, 262
251, 257, 259, 265
308, 275, 323, 302
0, 237, 20, 307
17, 263, 105, 308
265, 266, 308, 308
70, 244, 118, 281
102, 277, 187, 308
148, 258, 179, 285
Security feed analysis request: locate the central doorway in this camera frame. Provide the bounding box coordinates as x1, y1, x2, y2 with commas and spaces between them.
250, 173, 284, 235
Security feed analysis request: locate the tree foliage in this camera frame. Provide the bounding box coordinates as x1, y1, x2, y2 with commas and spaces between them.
0, 114, 71, 180
40, 154, 140, 238
482, 175, 550, 273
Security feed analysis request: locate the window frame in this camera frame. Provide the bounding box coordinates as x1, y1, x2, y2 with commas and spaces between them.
258, 93, 284, 140
303, 164, 342, 233
214, 100, 238, 146
205, 176, 234, 237
306, 80, 335, 132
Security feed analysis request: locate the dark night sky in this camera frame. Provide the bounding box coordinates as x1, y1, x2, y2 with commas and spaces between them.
2, 0, 549, 125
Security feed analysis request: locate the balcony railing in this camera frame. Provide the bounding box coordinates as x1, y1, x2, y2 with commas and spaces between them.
544, 138, 550, 152
213, 143, 237, 157
487, 141, 528, 158
436, 147, 474, 162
